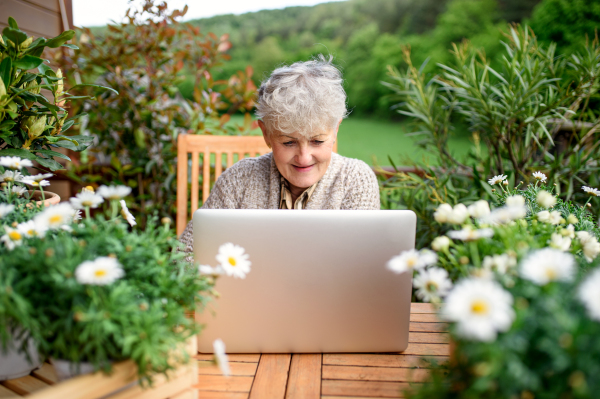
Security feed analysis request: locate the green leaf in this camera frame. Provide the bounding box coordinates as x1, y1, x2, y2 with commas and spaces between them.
2, 27, 27, 46
36, 149, 71, 161
35, 156, 63, 171
38, 64, 52, 75
70, 83, 119, 95
0, 57, 12, 87
13, 55, 44, 70
0, 120, 16, 130
51, 140, 78, 151
45, 30, 75, 48
61, 119, 75, 133
61, 44, 79, 50
0, 148, 37, 160
8, 17, 18, 29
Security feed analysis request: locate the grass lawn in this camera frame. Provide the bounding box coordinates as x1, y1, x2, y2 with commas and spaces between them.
227, 115, 475, 166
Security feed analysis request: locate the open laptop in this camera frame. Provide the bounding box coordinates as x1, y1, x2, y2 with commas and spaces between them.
193, 209, 416, 353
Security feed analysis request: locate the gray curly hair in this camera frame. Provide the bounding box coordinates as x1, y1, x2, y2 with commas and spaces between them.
256, 55, 348, 138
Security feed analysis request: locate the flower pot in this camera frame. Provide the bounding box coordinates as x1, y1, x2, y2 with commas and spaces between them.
51, 359, 96, 381
0, 333, 41, 381
24, 190, 61, 209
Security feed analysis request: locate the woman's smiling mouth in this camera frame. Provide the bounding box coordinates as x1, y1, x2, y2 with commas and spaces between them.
292, 164, 315, 172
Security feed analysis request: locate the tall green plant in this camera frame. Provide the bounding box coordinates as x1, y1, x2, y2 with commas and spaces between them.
0, 17, 113, 171
382, 25, 600, 241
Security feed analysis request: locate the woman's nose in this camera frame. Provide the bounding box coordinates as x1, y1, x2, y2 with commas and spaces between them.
296, 146, 312, 165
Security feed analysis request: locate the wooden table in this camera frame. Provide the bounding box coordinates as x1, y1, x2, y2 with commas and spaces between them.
194, 303, 448, 399
0, 303, 446, 398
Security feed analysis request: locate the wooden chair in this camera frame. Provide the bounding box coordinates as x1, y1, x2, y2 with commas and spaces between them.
176, 134, 338, 236
176, 134, 271, 236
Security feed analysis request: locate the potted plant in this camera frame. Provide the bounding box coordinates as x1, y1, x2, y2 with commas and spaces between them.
386, 173, 600, 398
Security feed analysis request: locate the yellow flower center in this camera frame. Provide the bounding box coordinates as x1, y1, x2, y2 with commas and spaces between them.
406, 257, 417, 268
426, 281, 438, 292
49, 215, 62, 224
5, 177, 14, 182
82, 200, 93, 207
94, 269, 107, 278
471, 300, 488, 315
28, 229, 36, 236
228, 257, 237, 267
545, 267, 557, 280
8, 231, 21, 241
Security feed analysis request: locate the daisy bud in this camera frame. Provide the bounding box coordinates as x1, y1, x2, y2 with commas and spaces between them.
431, 236, 451, 252
502, 180, 509, 186
587, 203, 592, 208
84, 186, 95, 193
45, 248, 55, 257
459, 256, 469, 265
567, 214, 578, 224
536, 190, 556, 208
161, 217, 172, 225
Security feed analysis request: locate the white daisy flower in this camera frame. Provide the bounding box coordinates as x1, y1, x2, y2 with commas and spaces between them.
549, 233, 571, 251
11, 185, 27, 197
582, 186, 600, 197
431, 236, 451, 252
433, 204, 453, 223
0, 203, 15, 218
447, 204, 469, 224
97, 185, 132, 200
73, 210, 82, 222
0, 156, 33, 170
1, 226, 24, 250
75, 257, 125, 285
532, 171, 547, 182
536, 190, 557, 208
480, 205, 527, 225
537, 210, 562, 225
576, 231, 594, 245
216, 243, 251, 279
20, 178, 50, 188
482, 253, 517, 274
441, 278, 514, 342
33, 203, 75, 230
561, 224, 575, 239
199, 265, 223, 276
520, 248, 575, 285
26, 173, 53, 182
413, 267, 452, 302
0, 170, 24, 183
468, 200, 490, 218
70, 191, 104, 209
578, 268, 600, 321
448, 226, 494, 241
119, 200, 137, 226
18, 220, 47, 238
387, 249, 428, 274
213, 339, 230, 377
505, 195, 525, 208
419, 249, 438, 267
583, 238, 600, 262
488, 174, 507, 185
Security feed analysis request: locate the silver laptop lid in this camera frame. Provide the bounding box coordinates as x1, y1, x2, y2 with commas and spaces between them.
194, 209, 416, 353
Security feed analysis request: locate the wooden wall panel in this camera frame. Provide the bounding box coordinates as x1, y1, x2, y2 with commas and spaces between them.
0, 0, 62, 38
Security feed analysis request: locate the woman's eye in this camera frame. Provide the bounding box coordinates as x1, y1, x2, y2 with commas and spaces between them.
283, 141, 295, 147
312, 140, 325, 145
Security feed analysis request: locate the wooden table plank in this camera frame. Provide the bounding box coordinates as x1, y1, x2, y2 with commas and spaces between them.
195, 376, 253, 393
285, 354, 321, 399
409, 322, 447, 332
196, 354, 260, 363
410, 303, 437, 313
249, 354, 291, 399
322, 365, 430, 383
323, 354, 448, 369
198, 361, 258, 376
408, 332, 449, 344
0, 384, 20, 398
409, 313, 439, 323
401, 343, 449, 356
1, 375, 49, 396
198, 392, 249, 399
321, 380, 415, 398
32, 362, 59, 384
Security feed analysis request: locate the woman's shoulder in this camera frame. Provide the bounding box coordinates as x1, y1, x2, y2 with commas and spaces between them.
220, 152, 273, 180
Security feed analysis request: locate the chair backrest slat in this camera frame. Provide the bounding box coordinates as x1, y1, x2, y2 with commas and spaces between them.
176, 134, 338, 236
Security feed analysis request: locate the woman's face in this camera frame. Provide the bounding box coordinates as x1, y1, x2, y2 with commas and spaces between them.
260, 121, 339, 192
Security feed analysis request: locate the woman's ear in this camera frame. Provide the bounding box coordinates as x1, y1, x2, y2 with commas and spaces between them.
258, 121, 272, 149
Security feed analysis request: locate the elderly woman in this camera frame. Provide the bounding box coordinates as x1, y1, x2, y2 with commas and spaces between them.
179, 56, 379, 252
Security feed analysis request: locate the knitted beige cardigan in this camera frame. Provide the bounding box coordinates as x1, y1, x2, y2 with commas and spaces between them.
178, 152, 380, 257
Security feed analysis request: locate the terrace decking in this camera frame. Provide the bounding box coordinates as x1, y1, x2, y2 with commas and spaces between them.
194, 303, 448, 399
0, 303, 447, 398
